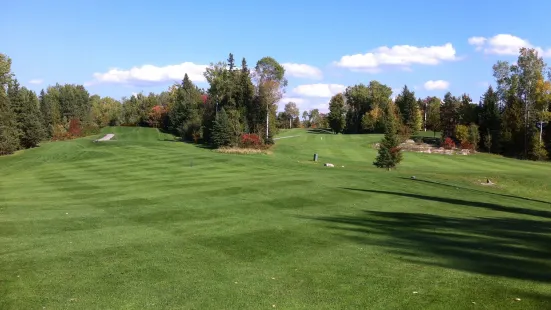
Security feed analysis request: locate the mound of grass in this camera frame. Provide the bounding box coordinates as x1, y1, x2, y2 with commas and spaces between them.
1, 127, 551, 309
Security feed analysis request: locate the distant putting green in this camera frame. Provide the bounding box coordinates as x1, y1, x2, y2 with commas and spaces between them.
1, 127, 551, 309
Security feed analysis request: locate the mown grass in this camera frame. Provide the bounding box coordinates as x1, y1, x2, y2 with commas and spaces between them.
1, 126, 551, 309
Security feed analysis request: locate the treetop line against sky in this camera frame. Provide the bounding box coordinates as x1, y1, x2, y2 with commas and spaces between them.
4, 0, 551, 112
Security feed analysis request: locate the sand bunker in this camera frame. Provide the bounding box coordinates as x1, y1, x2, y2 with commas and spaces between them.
94, 134, 115, 142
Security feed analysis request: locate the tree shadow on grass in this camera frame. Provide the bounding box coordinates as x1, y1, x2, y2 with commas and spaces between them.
159, 138, 216, 150
303, 188, 551, 283
402, 177, 551, 206
307, 129, 333, 135
343, 188, 551, 219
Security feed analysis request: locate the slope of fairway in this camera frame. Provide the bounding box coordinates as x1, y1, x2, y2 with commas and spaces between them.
1, 127, 551, 309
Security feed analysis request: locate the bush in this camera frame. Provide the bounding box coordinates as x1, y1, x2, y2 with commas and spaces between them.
68, 118, 82, 137
460, 140, 474, 150
52, 124, 70, 141
240, 133, 262, 148
442, 137, 455, 149
82, 122, 100, 136
397, 124, 412, 143
455, 125, 469, 144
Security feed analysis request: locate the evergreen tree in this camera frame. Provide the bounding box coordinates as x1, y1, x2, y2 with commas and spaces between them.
0, 93, 20, 155
0, 58, 21, 154
440, 92, 460, 139
328, 93, 346, 133
478, 86, 501, 152
374, 105, 403, 170
395, 85, 421, 133
211, 108, 232, 147
227, 53, 235, 71
18, 89, 45, 148
169, 74, 203, 139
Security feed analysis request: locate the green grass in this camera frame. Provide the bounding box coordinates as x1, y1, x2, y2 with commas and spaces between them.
1, 126, 551, 309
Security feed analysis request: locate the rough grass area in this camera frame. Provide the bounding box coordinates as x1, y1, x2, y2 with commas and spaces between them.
1, 127, 551, 309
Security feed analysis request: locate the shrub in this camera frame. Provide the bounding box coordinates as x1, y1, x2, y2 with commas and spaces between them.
455, 124, 469, 144
460, 140, 474, 150
397, 124, 412, 143
240, 133, 262, 148
442, 137, 455, 149
468, 124, 480, 151
52, 124, 70, 141
81, 122, 100, 136
68, 118, 82, 138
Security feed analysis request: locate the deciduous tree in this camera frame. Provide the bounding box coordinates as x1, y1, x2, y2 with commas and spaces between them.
328, 93, 346, 133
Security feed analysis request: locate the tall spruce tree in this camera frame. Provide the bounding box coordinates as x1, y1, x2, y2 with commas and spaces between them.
478, 86, 501, 152
374, 105, 403, 170
19, 89, 45, 148
211, 108, 232, 147
0, 54, 20, 154
0, 91, 20, 155
395, 85, 421, 133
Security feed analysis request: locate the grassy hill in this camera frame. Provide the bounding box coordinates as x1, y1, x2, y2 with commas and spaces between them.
1, 127, 551, 309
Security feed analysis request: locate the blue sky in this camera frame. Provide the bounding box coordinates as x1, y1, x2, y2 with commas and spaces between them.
4, 0, 551, 112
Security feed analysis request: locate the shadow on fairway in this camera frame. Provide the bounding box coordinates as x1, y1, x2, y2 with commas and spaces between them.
402, 177, 551, 206
303, 188, 551, 284
307, 129, 333, 135
159, 138, 216, 150
344, 188, 551, 219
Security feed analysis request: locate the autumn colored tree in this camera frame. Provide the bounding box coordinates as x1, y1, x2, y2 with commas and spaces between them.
148, 105, 165, 128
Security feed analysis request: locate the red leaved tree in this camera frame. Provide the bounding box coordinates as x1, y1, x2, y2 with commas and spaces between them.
148, 105, 165, 128
68, 118, 82, 138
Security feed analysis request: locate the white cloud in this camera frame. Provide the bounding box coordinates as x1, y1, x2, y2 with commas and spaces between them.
29, 79, 43, 85
278, 97, 308, 105
292, 83, 346, 98
282, 63, 323, 80
424, 80, 450, 90
334, 43, 457, 72
468, 34, 551, 57
90, 62, 208, 86
468, 36, 487, 46
277, 97, 329, 113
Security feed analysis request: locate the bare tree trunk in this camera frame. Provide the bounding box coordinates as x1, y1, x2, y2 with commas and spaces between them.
266, 109, 269, 139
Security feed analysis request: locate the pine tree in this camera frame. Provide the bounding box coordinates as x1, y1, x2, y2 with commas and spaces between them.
0, 92, 20, 155
374, 106, 403, 170
478, 86, 501, 152
19, 89, 45, 148
211, 108, 232, 147
0, 55, 20, 154
395, 85, 421, 133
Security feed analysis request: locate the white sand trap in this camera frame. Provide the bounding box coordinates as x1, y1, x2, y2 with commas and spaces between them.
95, 134, 115, 142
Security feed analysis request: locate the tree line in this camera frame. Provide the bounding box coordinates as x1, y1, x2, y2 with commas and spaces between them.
0, 53, 294, 155
327, 47, 551, 161
2, 48, 550, 161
